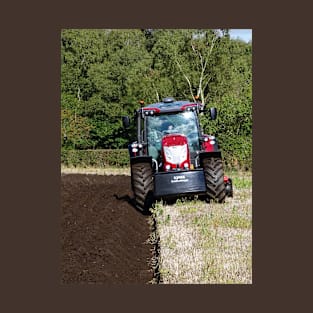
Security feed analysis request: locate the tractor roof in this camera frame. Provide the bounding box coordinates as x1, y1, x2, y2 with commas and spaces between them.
143, 97, 198, 114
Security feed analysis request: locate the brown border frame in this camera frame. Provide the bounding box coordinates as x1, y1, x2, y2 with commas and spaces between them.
2, 0, 310, 312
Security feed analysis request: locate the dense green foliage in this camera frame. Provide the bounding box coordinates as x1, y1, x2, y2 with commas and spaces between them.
61, 29, 252, 169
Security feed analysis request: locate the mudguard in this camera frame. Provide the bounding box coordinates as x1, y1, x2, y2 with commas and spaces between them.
199, 151, 222, 166
130, 156, 152, 165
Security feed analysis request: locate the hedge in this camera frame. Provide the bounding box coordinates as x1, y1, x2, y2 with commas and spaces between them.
61, 149, 130, 168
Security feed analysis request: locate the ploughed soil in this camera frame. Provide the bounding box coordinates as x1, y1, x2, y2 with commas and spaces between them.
61, 174, 153, 284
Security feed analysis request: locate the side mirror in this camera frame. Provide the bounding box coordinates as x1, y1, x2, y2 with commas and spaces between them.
209, 107, 217, 120
122, 116, 130, 128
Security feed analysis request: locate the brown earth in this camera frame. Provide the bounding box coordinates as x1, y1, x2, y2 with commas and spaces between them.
61, 173, 154, 284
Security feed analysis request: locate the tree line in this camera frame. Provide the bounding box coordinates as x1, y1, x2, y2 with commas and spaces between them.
61, 29, 252, 168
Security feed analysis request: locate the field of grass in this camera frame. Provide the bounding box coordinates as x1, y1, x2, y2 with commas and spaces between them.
151, 171, 252, 284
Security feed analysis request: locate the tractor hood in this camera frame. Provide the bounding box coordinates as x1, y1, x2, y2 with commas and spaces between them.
161, 134, 191, 171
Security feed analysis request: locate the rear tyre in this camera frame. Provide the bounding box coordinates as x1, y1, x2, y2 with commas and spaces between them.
131, 162, 154, 213
202, 157, 226, 203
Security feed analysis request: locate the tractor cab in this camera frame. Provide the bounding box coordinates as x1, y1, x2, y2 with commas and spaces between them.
145, 110, 201, 170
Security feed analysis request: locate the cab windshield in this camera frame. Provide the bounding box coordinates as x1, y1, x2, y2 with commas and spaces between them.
146, 111, 200, 160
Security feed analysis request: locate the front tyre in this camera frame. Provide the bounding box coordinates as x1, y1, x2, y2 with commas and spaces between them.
131, 162, 154, 213
202, 157, 226, 203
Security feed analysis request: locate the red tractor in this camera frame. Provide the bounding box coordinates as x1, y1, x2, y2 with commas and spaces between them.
122, 97, 233, 212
